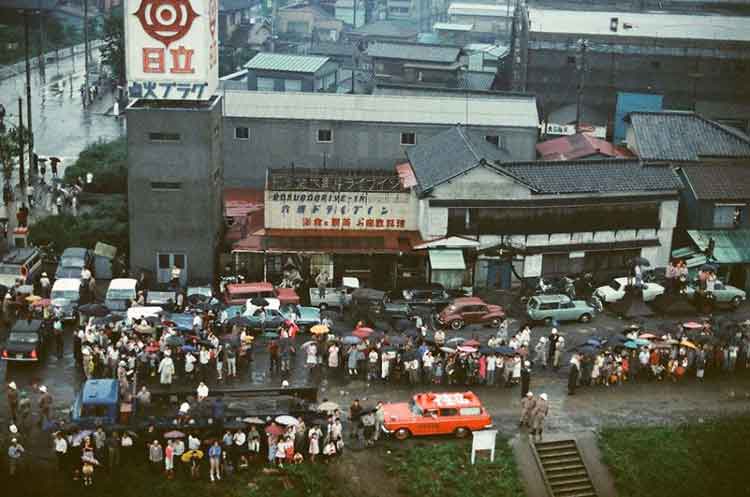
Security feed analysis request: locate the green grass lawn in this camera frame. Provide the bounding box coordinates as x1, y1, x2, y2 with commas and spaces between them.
386, 438, 525, 497
599, 415, 750, 497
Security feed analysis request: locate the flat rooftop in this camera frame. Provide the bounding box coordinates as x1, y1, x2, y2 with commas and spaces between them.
222, 90, 539, 128
528, 8, 750, 42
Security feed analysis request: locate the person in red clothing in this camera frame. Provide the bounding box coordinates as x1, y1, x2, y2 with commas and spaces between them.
16, 204, 29, 228
285, 320, 300, 338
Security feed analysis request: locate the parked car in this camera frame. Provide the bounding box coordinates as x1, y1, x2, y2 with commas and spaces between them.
594, 277, 665, 303
224, 282, 299, 306
349, 288, 410, 326
104, 278, 138, 312
51, 278, 81, 321
0, 248, 43, 288
437, 297, 505, 331
1, 319, 49, 363
388, 283, 452, 311
244, 307, 286, 332
526, 294, 595, 324
55, 247, 94, 280
308, 277, 359, 310
279, 303, 321, 331
684, 281, 747, 309
381, 391, 493, 440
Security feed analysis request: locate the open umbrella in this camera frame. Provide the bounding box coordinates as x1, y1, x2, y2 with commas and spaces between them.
310, 324, 330, 335
440, 346, 456, 354
585, 339, 602, 347
578, 345, 599, 357
181, 450, 204, 462
265, 423, 285, 436
301, 340, 317, 349
275, 415, 299, 426
638, 333, 658, 340
251, 297, 270, 308
386, 335, 407, 345
479, 345, 493, 355
242, 417, 265, 425
464, 339, 481, 347
226, 316, 252, 327
341, 335, 361, 345
683, 321, 703, 330
680, 339, 698, 350
699, 263, 718, 273
495, 346, 515, 356
31, 298, 51, 308
623, 341, 638, 349
79, 303, 110, 317
352, 327, 373, 339
457, 345, 477, 353
262, 331, 279, 339
181, 344, 197, 353
165, 335, 185, 347
164, 430, 185, 439
71, 430, 93, 445
93, 314, 123, 326
634, 338, 651, 347
25, 295, 42, 303
446, 337, 466, 345
317, 401, 340, 413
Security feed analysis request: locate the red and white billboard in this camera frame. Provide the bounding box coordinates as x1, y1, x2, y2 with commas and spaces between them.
125, 0, 218, 100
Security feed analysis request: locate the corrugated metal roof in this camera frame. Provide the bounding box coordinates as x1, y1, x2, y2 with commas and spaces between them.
529, 8, 750, 42
688, 229, 750, 264
429, 249, 466, 270
366, 42, 461, 63
223, 90, 540, 128
449, 2, 512, 17
629, 111, 750, 161
434, 22, 474, 31
244, 53, 331, 73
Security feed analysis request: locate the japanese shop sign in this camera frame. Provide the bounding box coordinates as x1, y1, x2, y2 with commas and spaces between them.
125, 0, 218, 100
265, 190, 417, 231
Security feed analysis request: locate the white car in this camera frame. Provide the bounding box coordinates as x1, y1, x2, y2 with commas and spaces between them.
595, 277, 665, 303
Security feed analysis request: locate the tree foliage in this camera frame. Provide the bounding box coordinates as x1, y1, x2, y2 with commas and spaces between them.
0, 124, 31, 180
64, 137, 127, 194
100, 10, 125, 85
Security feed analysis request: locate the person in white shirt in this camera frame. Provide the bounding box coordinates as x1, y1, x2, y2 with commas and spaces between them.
188, 434, 201, 451
196, 382, 209, 401
184, 352, 197, 381
486, 354, 497, 386
368, 349, 379, 381
54, 432, 68, 471
422, 351, 434, 384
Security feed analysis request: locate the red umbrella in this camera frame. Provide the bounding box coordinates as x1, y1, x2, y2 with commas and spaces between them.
32, 298, 51, 308
352, 327, 373, 339
464, 339, 481, 347
683, 322, 703, 329
638, 333, 658, 340
265, 423, 284, 436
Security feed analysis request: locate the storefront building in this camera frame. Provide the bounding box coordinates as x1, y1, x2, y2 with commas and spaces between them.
232, 168, 424, 291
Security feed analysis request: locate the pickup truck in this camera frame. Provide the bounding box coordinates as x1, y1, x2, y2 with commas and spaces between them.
308, 277, 360, 310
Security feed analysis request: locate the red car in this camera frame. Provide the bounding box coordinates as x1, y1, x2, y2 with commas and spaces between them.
438, 297, 505, 331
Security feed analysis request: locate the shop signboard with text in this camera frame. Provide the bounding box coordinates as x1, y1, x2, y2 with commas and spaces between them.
125, 0, 218, 100
265, 190, 417, 231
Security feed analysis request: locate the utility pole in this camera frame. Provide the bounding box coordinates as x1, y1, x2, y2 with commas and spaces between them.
39, 11, 46, 83
575, 38, 588, 133
18, 98, 25, 190
84, 0, 90, 107
23, 11, 33, 188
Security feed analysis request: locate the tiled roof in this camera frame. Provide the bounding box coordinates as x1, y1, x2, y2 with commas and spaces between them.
352, 20, 420, 39
536, 134, 634, 161
679, 164, 750, 200
628, 111, 750, 161
499, 159, 683, 194
405, 125, 513, 193
244, 53, 331, 73
366, 42, 461, 63
457, 71, 495, 90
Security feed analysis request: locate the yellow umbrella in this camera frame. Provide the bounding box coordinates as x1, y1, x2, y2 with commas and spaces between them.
310, 324, 329, 335
181, 449, 204, 462
25, 295, 42, 303
680, 339, 698, 350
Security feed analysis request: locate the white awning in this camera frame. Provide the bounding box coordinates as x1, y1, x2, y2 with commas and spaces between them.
429, 249, 466, 270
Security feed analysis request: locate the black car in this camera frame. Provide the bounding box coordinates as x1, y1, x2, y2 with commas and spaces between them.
350, 288, 410, 326
388, 283, 451, 311
1, 319, 49, 363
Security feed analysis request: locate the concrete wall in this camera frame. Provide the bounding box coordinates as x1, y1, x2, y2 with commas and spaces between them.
222, 119, 538, 187
127, 97, 224, 284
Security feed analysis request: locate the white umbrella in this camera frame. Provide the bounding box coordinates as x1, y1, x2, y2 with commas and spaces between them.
317, 401, 340, 413
275, 415, 299, 426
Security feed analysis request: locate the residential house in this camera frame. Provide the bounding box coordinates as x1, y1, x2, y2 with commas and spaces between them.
219, 0, 253, 44
335, 0, 366, 27
404, 125, 683, 288
624, 111, 750, 163
226, 17, 272, 51
366, 42, 463, 86
447, 3, 513, 41
277, 3, 344, 42
244, 53, 339, 92
675, 164, 750, 289
433, 22, 474, 45
536, 134, 634, 161
348, 19, 420, 43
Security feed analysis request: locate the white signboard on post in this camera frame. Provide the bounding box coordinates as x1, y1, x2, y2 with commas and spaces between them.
471, 429, 498, 464
124, 0, 218, 100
